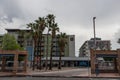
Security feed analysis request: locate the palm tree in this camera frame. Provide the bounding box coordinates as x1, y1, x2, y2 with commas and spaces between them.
35, 17, 46, 70
27, 14, 59, 70
27, 23, 39, 70
45, 16, 52, 70
27, 17, 47, 70
57, 32, 67, 69
46, 14, 59, 70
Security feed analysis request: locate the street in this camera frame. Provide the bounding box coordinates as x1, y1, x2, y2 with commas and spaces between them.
0, 77, 120, 80
31, 68, 89, 77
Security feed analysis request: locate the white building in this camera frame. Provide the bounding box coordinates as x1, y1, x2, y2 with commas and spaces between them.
79, 38, 111, 57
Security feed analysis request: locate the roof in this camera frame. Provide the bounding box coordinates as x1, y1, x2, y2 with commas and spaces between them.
5, 28, 31, 32
6, 28, 20, 31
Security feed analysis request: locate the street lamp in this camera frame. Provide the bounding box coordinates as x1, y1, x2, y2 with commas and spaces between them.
88, 17, 97, 77
93, 17, 99, 76
93, 17, 96, 47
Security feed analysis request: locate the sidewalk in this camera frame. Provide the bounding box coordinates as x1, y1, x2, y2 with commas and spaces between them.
90, 73, 120, 78
0, 67, 80, 77
74, 73, 120, 78
0, 67, 120, 78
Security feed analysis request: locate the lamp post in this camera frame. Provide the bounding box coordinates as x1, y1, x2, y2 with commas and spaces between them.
93, 17, 96, 47
88, 17, 96, 77
93, 17, 99, 76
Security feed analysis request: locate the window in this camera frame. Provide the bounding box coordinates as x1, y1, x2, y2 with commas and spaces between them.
27, 40, 32, 46
70, 37, 74, 41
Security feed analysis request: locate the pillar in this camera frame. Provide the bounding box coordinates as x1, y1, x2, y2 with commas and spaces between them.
13, 53, 18, 74
114, 58, 117, 71
90, 49, 96, 74
23, 55, 28, 72
1, 56, 6, 72
117, 49, 120, 75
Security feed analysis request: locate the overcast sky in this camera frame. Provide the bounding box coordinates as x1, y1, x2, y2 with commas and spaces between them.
0, 0, 120, 56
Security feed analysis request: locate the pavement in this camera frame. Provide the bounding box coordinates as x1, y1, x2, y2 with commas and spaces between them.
0, 67, 120, 78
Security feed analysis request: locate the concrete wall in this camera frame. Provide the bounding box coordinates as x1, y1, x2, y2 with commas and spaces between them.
68, 35, 75, 57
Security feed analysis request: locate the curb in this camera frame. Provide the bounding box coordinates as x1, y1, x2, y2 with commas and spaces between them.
0, 75, 120, 79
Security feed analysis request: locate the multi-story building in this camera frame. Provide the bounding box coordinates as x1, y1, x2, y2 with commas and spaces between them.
5, 29, 33, 61
43, 34, 75, 57
79, 38, 111, 57
4, 28, 93, 67
6, 29, 33, 47
5, 29, 75, 61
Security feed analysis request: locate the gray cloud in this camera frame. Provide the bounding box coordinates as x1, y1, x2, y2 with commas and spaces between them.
0, 0, 25, 22
1, 0, 120, 27
0, 0, 120, 55
48, 0, 120, 28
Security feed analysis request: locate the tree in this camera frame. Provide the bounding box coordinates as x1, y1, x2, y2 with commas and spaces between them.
46, 14, 59, 70
27, 17, 47, 70
45, 15, 52, 70
35, 17, 46, 70
2, 34, 22, 50
27, 14, 59, 70
57, 32, 67, 69
27, 22, 38, 70
1, 34, 23, 71
50, 23, 59, 70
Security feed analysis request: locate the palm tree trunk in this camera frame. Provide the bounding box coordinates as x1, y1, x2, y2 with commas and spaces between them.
32, 57, 35, 71
32, 40, 36, 70
36, 38, 39, 69
30, 40, 34, 68
58, 51, 62, 69
49, 46, 53, 70
45, 33, 49, 70
38, 35, 42, 70
49, 37, 53, 70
